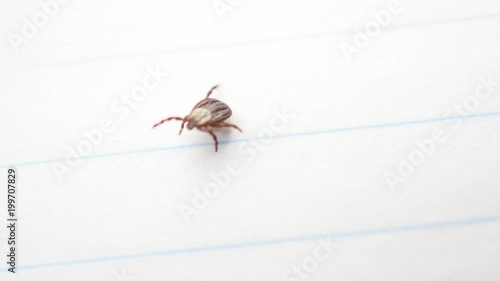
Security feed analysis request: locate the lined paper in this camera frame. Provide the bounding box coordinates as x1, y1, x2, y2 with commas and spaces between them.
1, 0, 500, 280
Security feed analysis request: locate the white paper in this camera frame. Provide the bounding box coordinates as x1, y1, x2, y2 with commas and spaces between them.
1, 0, 500, 280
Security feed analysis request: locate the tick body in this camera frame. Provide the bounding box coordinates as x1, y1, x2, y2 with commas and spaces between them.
152, 85, 242, 152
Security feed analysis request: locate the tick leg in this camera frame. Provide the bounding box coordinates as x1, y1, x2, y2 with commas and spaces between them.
178, 116, 188, 135
207, 130, 219, 152
152, 117, 183, 129
217, 122, 243, 133
206, 85, 219, 98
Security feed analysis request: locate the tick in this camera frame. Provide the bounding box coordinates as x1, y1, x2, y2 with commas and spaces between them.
152, 85, 242, 152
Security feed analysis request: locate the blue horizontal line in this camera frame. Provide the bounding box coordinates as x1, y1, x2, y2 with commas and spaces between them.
0, 13, 499, 73
1, 111, 500, 169
2, 215, 500, 272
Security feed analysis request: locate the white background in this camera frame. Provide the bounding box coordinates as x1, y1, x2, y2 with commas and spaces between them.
1, 0, 500, 280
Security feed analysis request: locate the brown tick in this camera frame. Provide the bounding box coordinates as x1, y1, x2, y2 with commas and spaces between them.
152, 85, 242, 152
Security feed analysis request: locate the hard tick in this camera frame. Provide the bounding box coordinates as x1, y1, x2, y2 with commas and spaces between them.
152, 85, 242, 152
